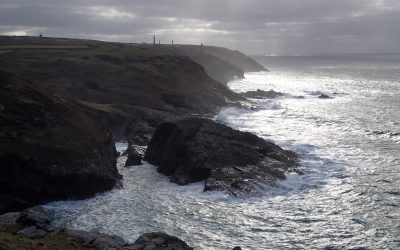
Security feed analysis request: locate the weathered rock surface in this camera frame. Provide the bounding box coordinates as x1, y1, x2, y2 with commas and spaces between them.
144, 118, 298, 195
242, 89, 284, 99
0, 212, 20, 231
0, 71, 121, 214
124, 141, 146, 167
0, 206, 194, 250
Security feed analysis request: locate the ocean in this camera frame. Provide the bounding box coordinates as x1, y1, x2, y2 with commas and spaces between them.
44, 54, 400, 249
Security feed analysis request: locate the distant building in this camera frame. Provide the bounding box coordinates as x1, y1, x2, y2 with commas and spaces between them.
39, 33, 43, 38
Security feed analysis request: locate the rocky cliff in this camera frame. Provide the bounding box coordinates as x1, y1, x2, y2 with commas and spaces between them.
0, 71, 121, 214
0, 36, 246, 144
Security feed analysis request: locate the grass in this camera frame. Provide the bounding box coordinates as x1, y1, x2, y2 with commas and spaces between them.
0, 44, 89, 50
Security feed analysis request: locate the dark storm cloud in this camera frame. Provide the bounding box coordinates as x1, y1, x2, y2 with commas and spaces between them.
1, 0, 399, 54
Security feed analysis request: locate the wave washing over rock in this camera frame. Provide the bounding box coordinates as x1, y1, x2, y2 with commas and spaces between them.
44, 54, 399, 249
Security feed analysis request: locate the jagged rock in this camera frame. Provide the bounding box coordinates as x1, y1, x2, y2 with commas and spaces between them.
11, 206, 59, 238
144, 118, 298, 196
123, 141, 146, 167
17, 225, 48, 238
0, 212, 20, 231
318, 94, 332, 99
242, 89, 284, 99
17, 206, 51, 226
232, 247, 242, 250
131, 232, 193, 250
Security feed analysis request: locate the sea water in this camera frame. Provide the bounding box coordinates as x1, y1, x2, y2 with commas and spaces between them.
45, 54, 400, 249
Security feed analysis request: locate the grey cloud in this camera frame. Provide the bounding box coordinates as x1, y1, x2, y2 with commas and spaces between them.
0, 0, 399, 54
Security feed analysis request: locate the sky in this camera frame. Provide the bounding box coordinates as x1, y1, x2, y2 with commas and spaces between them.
1, 0, 399, 55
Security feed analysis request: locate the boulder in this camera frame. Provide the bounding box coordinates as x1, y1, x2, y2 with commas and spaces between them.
0, 71, 121, 214
242, 89, 284, 99
130, 232, 193, 250
17, 206, 51, 226
68, 229, 128, 249
144, 118, 298, 195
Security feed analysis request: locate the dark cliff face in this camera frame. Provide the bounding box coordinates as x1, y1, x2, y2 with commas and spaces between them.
0, 71, 121, 214
0, 40, 243, 142
160, 44, 266, 84
0, 36, 259, 211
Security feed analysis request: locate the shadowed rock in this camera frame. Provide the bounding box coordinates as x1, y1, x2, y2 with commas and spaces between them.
0, 71, 121, 214
144, 118, 298, 196
130, 232, 193, 250
124, 141, 146, 167
319, 93, 333, 99
242, 89, 284, 99
0, 206, 194, 250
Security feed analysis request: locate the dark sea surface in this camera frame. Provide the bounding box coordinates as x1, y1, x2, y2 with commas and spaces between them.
45, 54, 400, 249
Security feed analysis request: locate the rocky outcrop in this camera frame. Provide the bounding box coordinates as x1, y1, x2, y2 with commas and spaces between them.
144, 118, 298, 196
242, 89, 284, 99
0, 206, 193, 250
0, 71, 121, 214
319, 93, 332, 99
123, 141, 146, 167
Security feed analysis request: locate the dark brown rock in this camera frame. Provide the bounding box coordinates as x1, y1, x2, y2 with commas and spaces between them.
144, 118, 298, 196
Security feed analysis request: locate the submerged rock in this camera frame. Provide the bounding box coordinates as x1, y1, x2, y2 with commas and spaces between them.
318, 93, 333, 99
144, 118, 298, 196
242, 89, 284, 99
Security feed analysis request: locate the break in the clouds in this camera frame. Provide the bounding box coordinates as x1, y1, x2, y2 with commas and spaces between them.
1, 0, 400, 54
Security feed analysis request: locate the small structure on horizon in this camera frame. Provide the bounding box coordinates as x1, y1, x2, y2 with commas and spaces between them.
153, 34, 156, 45
39, 33, 43, 38
172, 40, 174, 46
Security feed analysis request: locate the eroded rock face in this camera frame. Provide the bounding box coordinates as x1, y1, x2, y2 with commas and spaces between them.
0, 71, 121, 214
144, 118, 298, 196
